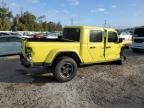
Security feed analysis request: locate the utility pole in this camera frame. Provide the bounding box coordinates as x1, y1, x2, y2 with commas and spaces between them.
108, 24, 110, 28
104, 20, 107, 27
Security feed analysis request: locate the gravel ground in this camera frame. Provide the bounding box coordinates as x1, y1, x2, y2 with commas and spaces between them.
0, 49, 144, 108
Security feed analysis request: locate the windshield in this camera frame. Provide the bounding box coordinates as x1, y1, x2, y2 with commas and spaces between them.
134, 28, 144, 37
63, 28, 80, 42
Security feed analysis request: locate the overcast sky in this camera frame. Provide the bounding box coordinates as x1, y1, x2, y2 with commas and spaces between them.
4, 0, 144, 28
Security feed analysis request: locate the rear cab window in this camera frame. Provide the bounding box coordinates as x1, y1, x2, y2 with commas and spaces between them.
63, 28, 80, 42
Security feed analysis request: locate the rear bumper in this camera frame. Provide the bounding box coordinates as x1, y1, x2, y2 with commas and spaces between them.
20, 54, 51, 68
131, 42, 144, 50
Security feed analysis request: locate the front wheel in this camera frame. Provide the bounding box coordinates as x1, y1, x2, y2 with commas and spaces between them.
54, 57, 78, 82
116, 56, 126, 65
115, 48, 126, 65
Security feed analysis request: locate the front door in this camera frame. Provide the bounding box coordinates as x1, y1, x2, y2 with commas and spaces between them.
88, 30, 105, 62
105, 31, 121, 61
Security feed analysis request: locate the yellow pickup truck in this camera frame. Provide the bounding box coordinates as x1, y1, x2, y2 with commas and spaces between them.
20, 26, 124, 82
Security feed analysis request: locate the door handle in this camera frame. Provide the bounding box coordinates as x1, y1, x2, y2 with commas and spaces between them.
106, 46, 111, 48
90, 46, 96, 49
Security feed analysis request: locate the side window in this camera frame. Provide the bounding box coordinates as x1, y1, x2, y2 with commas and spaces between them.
8, 37, 21, 42
108, 32, 118, 42
90, 30, 103, 42
0, 37, 7, 42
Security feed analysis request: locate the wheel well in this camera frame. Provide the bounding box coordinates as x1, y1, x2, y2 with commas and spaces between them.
52, 52, 82, 66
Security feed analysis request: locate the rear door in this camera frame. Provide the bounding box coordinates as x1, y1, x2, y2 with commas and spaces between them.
88, 30, 105, 62
105, 31, 120, 61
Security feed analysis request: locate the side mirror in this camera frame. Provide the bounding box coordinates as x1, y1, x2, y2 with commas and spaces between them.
113, 38, 118, 43
119, 38, 123, 43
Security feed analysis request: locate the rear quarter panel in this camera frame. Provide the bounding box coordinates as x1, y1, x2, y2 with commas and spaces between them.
25, 42, 81, 63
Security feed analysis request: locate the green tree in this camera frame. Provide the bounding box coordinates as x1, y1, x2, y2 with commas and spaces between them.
19, 11, 37, 31
0, 1, 13, 30
56, 22, 63, 31
0, 1, 63, 31
47, 21, 63, 32
12, 11, 37, 31
41, 21, 48, 31
47, 22, 55, 32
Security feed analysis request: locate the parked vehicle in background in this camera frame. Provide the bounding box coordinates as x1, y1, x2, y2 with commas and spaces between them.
20, 26, 124, 82
10, 32, 21, 35
0, 32, 10, 36
119, 31, 132, 48
10, 32, 29, 38
22, 31, 37, 38
45, 33, 59, 39
45, 32, 62, 39
131, 27, 144, 52
33, 33, 46, 38
0, 31, 29, 38
0, 36, 21, 56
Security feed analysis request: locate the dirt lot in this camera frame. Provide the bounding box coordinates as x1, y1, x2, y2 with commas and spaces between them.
0, 49, 144, 108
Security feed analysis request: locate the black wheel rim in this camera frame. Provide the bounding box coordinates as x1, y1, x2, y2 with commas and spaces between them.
60, 62, 74, 78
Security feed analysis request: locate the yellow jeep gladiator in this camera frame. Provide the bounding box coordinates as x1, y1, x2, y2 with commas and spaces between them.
20, 26, 124, 82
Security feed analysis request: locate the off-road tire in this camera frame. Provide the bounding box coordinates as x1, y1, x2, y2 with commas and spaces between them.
115, 48, 125, 65
53, 57, 78, 82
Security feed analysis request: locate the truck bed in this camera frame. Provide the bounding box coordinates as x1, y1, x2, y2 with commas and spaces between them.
22, 38, 80, 63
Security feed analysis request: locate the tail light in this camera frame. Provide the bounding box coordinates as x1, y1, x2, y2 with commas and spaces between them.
25, 47, 32, 59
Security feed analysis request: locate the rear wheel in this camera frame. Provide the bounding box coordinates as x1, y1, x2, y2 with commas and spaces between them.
53, 57, 78, 82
